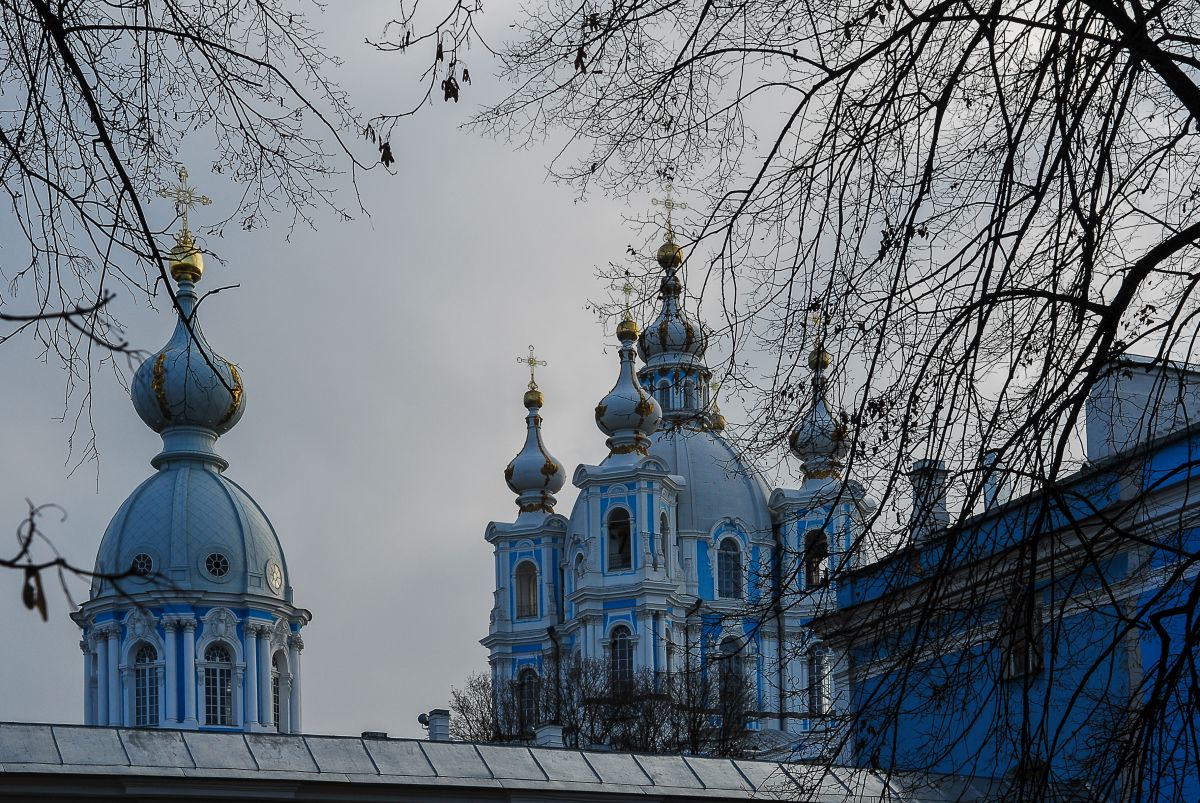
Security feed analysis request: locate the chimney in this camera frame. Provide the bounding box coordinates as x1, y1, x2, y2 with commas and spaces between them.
534, 722, 564, 748
426, 709, 450, 742
981, 451, 1011, 510
909, 459, 949, 543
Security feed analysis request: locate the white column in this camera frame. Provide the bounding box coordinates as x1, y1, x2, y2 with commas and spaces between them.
156, 662, 166, 727
288, 635, 303, 733
233, 667, 244, 728
96, 635, 109, 725
106, 628, 120, 725
121, 667, 133, 726
163, 621, 178, 724
182, 621, 197, 726
81, 640, 94, 726
244, 626, 259, 726
257, 630, 272, 728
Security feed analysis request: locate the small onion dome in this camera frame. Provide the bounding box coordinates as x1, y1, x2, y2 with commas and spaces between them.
597, 325, 661, 456
131, 276, 245, 443
656, 240, 684, 271
505, 391, 566, 514
708, 401, 727, 431
789, 349, 850, 481
638, 269, 707, 362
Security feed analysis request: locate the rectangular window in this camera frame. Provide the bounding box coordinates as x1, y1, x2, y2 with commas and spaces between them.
134, 666, 158, 726
205, 666, 232, 726
1004, 593, 1045, 679
807, 650, 827, 716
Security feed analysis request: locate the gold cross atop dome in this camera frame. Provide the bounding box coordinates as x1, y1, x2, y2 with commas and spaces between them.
518, 345, 547, 391
652, 184, 687, 270
651, 190, 688, 243
621, 271, 635, 320
157, 165, 211, 283
157, 165, 212, 238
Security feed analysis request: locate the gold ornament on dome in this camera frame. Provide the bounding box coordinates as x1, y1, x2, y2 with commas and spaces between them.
152, 352, 172, 420
216, 363, 244, 427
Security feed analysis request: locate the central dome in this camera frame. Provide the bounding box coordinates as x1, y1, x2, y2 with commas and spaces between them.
649, 427, 772, 536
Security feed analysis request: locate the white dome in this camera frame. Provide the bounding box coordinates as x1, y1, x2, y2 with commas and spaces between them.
90, 462, 292, 602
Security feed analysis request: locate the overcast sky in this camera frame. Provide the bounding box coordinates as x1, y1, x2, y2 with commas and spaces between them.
0, 2, 716, 739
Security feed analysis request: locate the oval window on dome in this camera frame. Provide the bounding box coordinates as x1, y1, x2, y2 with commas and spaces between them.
130, 553, 154, 577
204, 553, 230, 578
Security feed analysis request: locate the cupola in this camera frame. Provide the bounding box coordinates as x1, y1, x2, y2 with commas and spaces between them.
505, 348, 567, 515
789, 344, 851, 482
596, 311, 661, 457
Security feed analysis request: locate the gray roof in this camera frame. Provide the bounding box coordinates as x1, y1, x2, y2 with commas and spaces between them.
0, 722, 1008, 801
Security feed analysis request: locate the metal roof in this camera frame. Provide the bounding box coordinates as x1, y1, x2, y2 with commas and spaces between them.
0, 722, 1007, 801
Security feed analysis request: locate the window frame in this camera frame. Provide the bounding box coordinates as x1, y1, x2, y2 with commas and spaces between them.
515, 560, 539, 620
804, 530, 830, 588
133, 644, 158, 727
606, 508, 633, 572
716, 537, 744, 599
203, 643, 234, 727
609, 625, 634, 690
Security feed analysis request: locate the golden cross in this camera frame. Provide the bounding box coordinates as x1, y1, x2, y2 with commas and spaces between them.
621, 271, 635, 320
157, 165, 211, 236
651, 188, 688, 242
517, 344, 547, 390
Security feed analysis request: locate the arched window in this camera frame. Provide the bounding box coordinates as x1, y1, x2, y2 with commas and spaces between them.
717, 538, 743, 599
683, 381, 696, 409
517, 669, 540, 733
204, 644, 233, 726
718, 637, 747, 731
515, 561, 538, 619
134, 644, 158, 726
656, 379, 671, 409
807, 646, 828, 716
804, 531, 829, 588
610, 625, 634, 690
607, 508, 632, 571
272, 652, 289, 733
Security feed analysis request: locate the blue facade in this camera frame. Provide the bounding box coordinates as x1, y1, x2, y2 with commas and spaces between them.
817, 358, 1200, 798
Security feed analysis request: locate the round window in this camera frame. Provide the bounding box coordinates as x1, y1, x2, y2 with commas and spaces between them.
131, 553, 153, 577
204, 553, 230, 578
266, 560, 283, 591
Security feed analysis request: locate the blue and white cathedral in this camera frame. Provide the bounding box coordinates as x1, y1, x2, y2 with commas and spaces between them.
483, 230, 874, 746
72, 210, 308, 733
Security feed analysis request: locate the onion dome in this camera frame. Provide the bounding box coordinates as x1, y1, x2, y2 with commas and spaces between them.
131, 235, 244, 468
789, 345, 850, 482
638, 236, 707, 363
597, 314, 662, 457
504, 388, 567, 515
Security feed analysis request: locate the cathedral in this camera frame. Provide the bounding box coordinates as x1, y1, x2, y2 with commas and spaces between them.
6, 175, 1192, 802
483, 227, 871, 749
70, 210, 309, 734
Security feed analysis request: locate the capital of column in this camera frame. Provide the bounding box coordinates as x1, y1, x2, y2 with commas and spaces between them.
251, 623, 271, 638
79, 639, 91, 654
170, 616, 197, 633
287, 634, 304, 651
